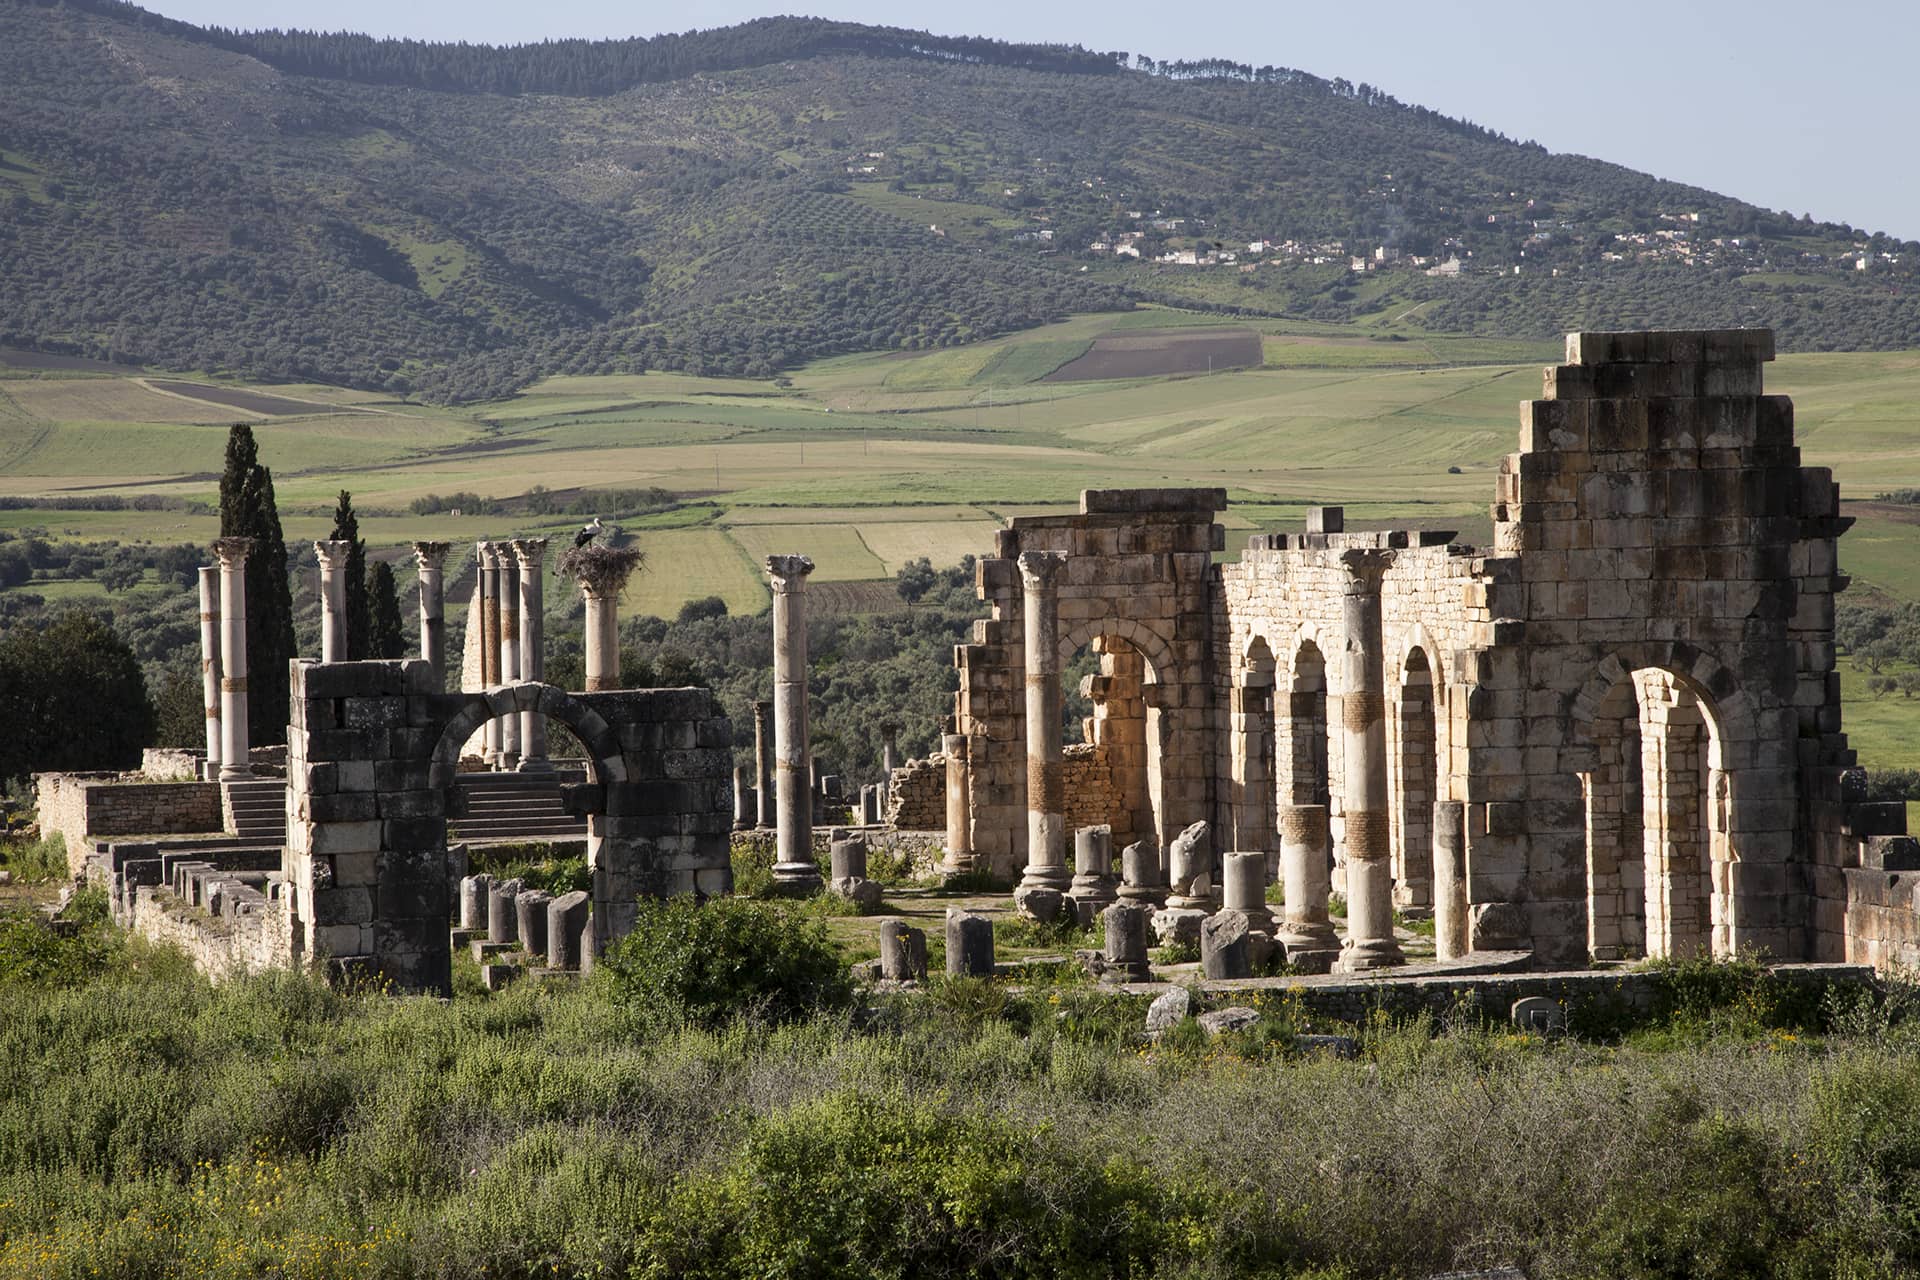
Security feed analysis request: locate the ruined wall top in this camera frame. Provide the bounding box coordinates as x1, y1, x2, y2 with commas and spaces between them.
1079, 487, 1226, 516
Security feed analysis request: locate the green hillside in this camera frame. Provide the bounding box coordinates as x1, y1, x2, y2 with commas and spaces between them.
2, 2, 1918, 404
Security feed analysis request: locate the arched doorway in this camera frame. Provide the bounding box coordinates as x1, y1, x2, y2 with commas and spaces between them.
1580, 664, 1732, 960
1235, 637, 1278, 863
1059, 632, 1158, 853
1279, 637, 1334, 904
1393, 647, 1437, 913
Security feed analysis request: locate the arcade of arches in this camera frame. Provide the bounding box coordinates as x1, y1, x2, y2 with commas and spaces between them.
947, 329, 1915, 970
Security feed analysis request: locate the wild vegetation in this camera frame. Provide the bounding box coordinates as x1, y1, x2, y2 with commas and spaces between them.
2, 3, 1917, 400
2, 887, 1920, 1279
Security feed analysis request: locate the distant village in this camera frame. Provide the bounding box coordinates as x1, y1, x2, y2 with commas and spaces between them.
843, 152, 1906, 284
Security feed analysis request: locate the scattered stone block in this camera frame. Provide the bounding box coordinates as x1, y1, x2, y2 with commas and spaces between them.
1151, 906, 1207, 948
1145, 986, 1190, 1037
877, 918, 928, 981
481, 962, 522, 992
945, 908, 994, 977
1197, 1006, 1261, 1037
1295, 1034, 1360, 1059
547, 890, 591, 971
1200, 910, 1251, 979
1510, 996, 1568, 1035
1013, 883, 1065, 923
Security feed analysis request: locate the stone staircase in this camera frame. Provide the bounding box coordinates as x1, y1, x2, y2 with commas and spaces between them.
452, 772, 589, 845
223, 778, 288, 845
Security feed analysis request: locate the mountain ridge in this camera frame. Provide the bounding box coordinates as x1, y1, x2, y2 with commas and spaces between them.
3, 0, 1916, 401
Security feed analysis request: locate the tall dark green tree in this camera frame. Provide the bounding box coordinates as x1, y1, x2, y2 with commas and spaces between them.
218, 424, 296, 746
329, 490, 371, 659
0, 610, 154, 783
367, 560, 406, 660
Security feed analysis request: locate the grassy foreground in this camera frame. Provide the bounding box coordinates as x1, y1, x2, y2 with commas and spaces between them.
4, 891, 1920, 1279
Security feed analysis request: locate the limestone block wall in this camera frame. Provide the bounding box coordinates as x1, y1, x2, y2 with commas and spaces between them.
287, 659, 733, 993
884, 754, 947, 830
34, 772, 225, 873
1060, 741, 1126, 838
139, 748, 204, 780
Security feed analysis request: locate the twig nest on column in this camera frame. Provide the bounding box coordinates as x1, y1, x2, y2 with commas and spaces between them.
559, 543, 645, 595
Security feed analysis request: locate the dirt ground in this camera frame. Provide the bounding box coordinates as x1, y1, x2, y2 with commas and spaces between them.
1043, 328, 1262, 382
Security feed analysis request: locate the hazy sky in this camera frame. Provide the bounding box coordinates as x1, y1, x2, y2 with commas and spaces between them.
150, 0, 1918, 240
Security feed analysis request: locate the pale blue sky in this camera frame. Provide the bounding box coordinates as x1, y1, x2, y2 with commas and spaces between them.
151, 0, 1918, 240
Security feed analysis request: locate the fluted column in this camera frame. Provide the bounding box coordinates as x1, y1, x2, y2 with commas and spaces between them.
1337, 547, 1403, 971
1278, 803, 1340, 971
943, 732, 973, 874
211, 537, 253, 783
767, 554, 819, 891
513, 538, 550, 770
497, 547, 521, 768
753, 700, 776, 827
412, 541, 450, 690
477, 542, 502, 766
313, 539, 352, 663
197, 566, 222, 780
1017, 551, 1071, 893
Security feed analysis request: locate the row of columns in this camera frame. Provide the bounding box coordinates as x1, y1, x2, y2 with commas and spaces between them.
995, 544, 1426, 970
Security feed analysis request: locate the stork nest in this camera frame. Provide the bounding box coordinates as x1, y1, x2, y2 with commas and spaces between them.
558, 542, 646, 596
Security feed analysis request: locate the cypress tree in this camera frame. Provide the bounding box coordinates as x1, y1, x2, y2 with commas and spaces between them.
367, 560, 406, 660
329, 490, 371, 659
218, 424, 296, 746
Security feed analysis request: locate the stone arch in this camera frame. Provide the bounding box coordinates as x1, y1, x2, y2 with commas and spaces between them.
1234, 636, 1279, 859
426, 682, 626, 796
1570, 647, 1749, 960
1052, 620, 1167, 853
1393, 622, 1449, 710
1393, 645, 1438, 912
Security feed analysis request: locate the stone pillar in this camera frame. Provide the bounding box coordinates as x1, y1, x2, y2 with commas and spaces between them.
197, 565, 222, 780
497, 548, 521, 768
412, 541, 450, 691
313, 539, 352, 663
1434, 799, 1469, 961
1336, 548, 1402, 971
942, 733, 973, 873
753, 700, 776, 827
1017, 551, 1071, 893
512, 538, 549, 770
881, 722, 900, 775
1222, 850, 1274, 933
767, 554, 819, 891
1101, 901, 1152, 982
582, 584, 619, 692
211, 537, 253, 782
945, 908, 994, 977
1278, 803, 1339, 971
1232, 677, 1276, 857
477, 542, 502, 765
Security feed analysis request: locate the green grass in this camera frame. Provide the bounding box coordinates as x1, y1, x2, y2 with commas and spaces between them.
1837, 659, 1920, 771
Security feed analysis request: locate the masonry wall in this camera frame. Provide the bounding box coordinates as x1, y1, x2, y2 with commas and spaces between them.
34, 772, 225, 873
884, 754, 947, 830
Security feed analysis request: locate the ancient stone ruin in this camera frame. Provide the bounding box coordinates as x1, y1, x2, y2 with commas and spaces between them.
50, 327, 1920, 989
942, 329, 1915, 969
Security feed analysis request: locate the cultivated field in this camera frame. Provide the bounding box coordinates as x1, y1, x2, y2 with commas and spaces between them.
4, 309, 1919, 620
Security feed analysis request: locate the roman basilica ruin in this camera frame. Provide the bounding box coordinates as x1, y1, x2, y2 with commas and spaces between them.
51, 329, 1920, 992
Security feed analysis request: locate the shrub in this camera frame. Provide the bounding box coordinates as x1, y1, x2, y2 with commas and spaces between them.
601, 896, 853, 1029
0, 889, 118, 989
0, 831, 68, 883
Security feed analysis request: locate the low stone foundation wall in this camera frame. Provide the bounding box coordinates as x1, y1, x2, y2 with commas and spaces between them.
1173, 960, 1875, 1028
125, 885, 293, 979
35, 773, 225, 873
140, 748, 204, 780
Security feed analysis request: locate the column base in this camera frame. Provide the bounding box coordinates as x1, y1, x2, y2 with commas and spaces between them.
1016, 865, 1072, 894
770, 863, 823, 895
1116, 883, 1168, 908
1335, 935, 1406, 973
218, 764, 252, 783
516, 757, 554, 774
1278, 923, 1341, 974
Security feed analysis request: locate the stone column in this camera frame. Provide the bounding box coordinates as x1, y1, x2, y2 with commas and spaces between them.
767, 555, 819, 891
197, 565, 222, 780
313, 539, 352, 663
477, 542, 502, 765
581, 583, 620, 692
211, 537, 253, 783
1278, 803, 1339, 971
942, 732, 973, 873
753, 700, 776, 827
1017, 551, 1071, 893
412, 541, 450, 691
512, 538, 549, 770
1337, 548, 1404, 971
1434, 799, 1469, 961
881, 722, 900, 774
497, 548, 521, 768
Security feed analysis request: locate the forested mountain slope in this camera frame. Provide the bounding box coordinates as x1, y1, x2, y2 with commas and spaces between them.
2, 0, 1915, 400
